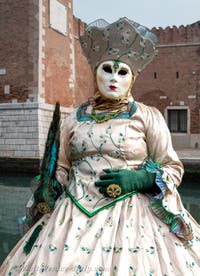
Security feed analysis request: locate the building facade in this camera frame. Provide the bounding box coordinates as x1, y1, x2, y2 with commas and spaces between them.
0, 0, 93, 172
0, 0, 199, 172
133, 22, 200, 149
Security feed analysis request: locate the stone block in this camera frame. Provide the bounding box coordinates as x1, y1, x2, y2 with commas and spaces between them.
25, 139, 38, 145
14, 151, 35, 158
5, 139, 26, 145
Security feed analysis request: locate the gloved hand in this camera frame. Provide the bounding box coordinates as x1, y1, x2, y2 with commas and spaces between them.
95, 168, 155, 197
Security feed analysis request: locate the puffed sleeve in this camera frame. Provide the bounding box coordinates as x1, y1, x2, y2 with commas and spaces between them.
142, 104, 193, 240
55, 115, 72, 187
145, 105, 184, 193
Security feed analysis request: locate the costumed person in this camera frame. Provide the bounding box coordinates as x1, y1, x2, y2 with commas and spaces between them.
1, 17, 200, 276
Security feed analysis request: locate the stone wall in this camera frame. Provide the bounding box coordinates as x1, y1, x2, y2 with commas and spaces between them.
0, 103, 39, 159
0, 102, 73, 168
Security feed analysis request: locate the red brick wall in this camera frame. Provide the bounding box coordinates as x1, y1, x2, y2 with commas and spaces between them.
73, 17, 94, 106
71, 19, 200, 133
0, 0, 199, 134
41, 0, 72, 106
0, 0, 39, 103
42, 0, 93, 107
133, 22, 200, 133
0, 0, 93, 107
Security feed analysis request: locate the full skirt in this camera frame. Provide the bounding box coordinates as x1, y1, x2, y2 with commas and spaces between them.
1, 193, 200, 276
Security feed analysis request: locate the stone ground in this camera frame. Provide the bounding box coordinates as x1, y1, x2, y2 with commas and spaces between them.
176, 148, 200, 160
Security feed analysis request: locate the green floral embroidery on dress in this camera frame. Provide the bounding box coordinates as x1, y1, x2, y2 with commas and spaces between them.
58, 202, 69, 225
49, 244, 57, 252
157, 225, 162, 232
74, 264, 84, 274
40, 263, 47, 273
175, 241, 183, 247
95, 267, 104, 276
126, 218, 134, 228
128, 246, 140, 253
85, 193, 93, 202
113, 247, 123, 253
75, 226, 84, 239
86, 219, 93, 228
67, 117, 139, 217
95, 227, 103, 239
87, 123, 124, 164
113, 265, 118, 276
146, 246, 155, 254
64, 244, 69, 251
81, 246, 91, 254
106, 216, 113, 227
106, 125, 124, 159
185, 261, 196, 268
102, 246, 112, 252
149, 268, 155, 275
129, 266, 137, 276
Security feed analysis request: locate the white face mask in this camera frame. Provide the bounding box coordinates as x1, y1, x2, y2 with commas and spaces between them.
96, 60, 133, 100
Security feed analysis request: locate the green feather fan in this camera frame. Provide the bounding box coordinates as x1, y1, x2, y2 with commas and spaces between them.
34, 102, 62, 213
23, 103, 62, 255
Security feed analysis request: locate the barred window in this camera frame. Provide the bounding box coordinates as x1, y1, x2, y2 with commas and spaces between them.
167, 109, 187, 133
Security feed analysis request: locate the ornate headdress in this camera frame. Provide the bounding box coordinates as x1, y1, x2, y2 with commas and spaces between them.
80, 17, 158, 76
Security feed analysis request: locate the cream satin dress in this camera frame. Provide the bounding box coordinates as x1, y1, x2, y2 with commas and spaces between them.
1, 101, 200, 275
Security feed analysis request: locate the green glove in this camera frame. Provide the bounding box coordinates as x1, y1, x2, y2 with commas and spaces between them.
95, 168, 155, 197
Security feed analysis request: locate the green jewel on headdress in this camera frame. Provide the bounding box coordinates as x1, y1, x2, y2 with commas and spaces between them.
113, 60, 120, 72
